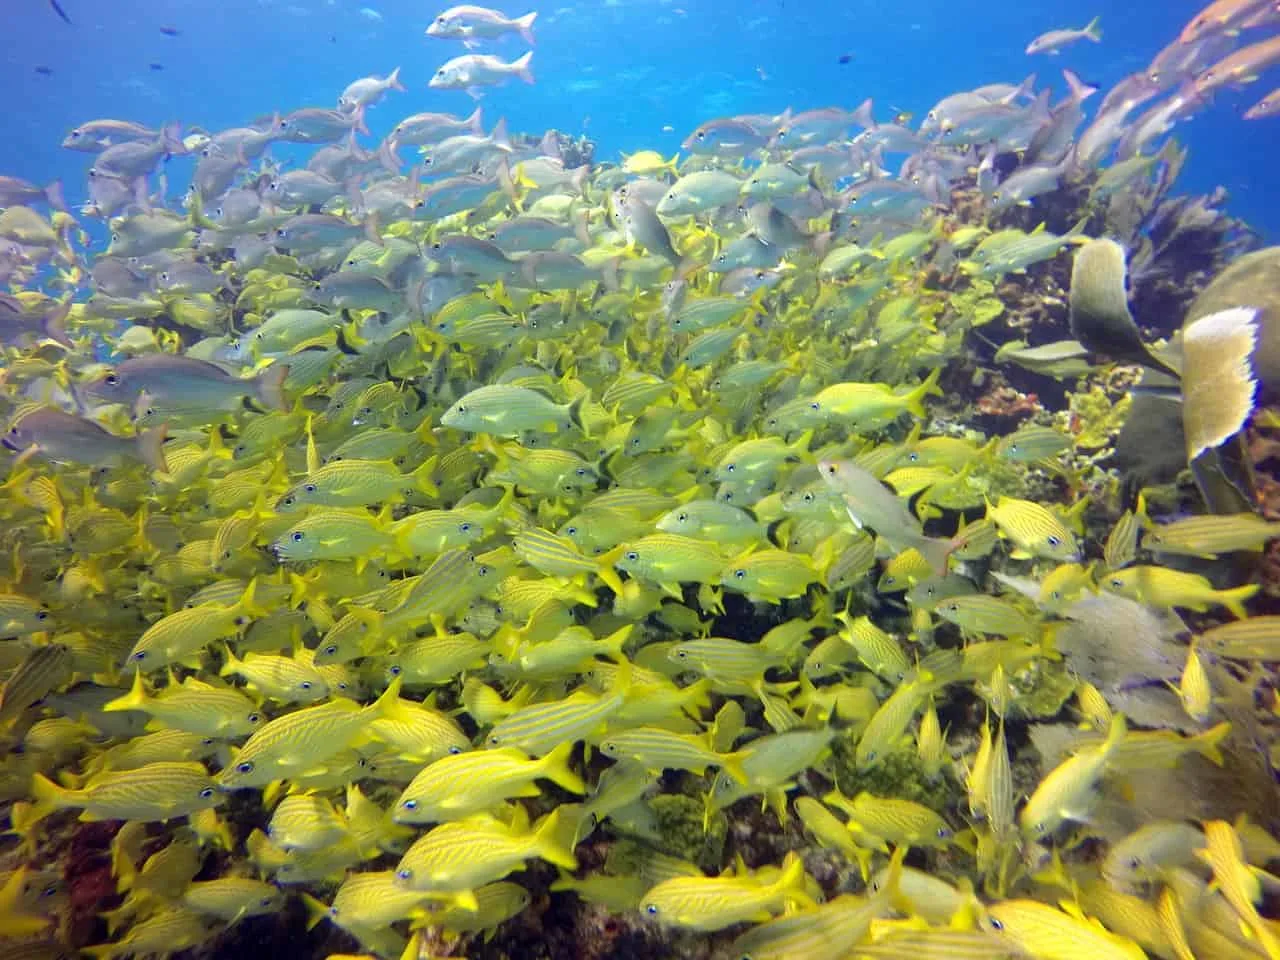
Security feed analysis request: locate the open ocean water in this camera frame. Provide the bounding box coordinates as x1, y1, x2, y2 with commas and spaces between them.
2, 0, 1278, 239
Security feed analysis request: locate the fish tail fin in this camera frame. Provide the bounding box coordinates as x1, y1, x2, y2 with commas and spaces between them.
513, 50, 535, 84
1062, 69, 1097, 104
465, 105, 484, 135
29, 772, 75, 814
598, 624, 632, 662
218, 643, 243, 678
255, 364, 289, 412
300, 892, 330, 932
1100, 711, 1127, 758
516, 11, 537, 44
238, 576, 271, 620
1197, 721, 1232, 766
905, 366, 943, 418
45, 180, 66, 212
1223, 584, 1259, 620
532, 807, 578, 870
771, 850, 817, 909
851, 97, 875, 129
351, 102, 370, 136
103, 669, 149, 712
410, 455, 439, 498
566, 392, 588, 434
1084, 16, 1102, 41
161, 121, 185, 156
719, 751, 751, 786
387, 65, 405, 92
367, 674, 404, 719
136, 422, 169, 474
539, 741, 586, 795
915, 535, 954, 577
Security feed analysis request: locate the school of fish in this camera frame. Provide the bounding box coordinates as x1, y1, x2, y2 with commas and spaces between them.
2, 1, 1280, 959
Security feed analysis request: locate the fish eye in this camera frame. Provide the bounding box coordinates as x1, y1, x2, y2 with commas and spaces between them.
397, 868, 413, 881
937, 826, 951, 838
725, 464, 735, 472
104, 373, 120, 385
402, 798, 418, 809
625, 551, 639, 562
304, 484, 316, 493
248, 713, 261, 723
1047, 535, 1061, 547
864, 750, 877, 762
200, 787, 215, 798
299, 681, 312, 690
282, 496, 295, 506
36, 610, 49, 621
261, 897, 275, 908
1128, 856, 1142, 869
488, 734, 501, 746
202, 738, 215, 745
236, 761, 254, 774
388, 665, 401, 677
733, 569, 747, 579
988, 918, 1003, 931
677, 512, 688, 522
131, 650, 146, 661
324, 644, 338, 656
291, 532, 304, 542
645, 903, 660, 915
448, 745, 463, 755
674, 649, 688, 659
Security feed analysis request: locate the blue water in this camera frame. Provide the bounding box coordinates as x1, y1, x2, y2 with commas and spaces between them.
2, 0, 1277, 238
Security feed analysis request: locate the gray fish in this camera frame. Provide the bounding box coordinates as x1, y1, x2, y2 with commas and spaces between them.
0, 175, 66, 211
61, 119, 159, 153
422, 120, 513, 176
272, 214, 377, 254
615, 191, 683, 268
1025, 16, 1102, 55
310, 272, 403, 312
818, 458, 955, 575
989, 155, 1071, 210
681, 117, 772, 157
85, 354, 290, 414
710, 232, 780, 273
391, 108, 484, 147
416, 174, 503, 222
518, 251, 613, 292
91, 124, 185, 181
266, 170, 345, 208
337, 66, 405, 113
104, 211, 193, 258
3, 406, 168, 472
428, 51, 534, 97
426, 235, 519, 281
487, 215, 578, 253
276, 108, 367, 144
